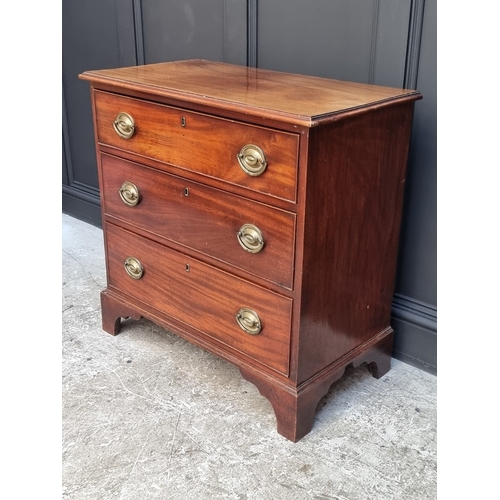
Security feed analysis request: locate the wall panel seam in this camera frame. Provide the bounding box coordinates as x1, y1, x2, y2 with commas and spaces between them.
223, 0, 228, 62
368, 0, 380, 84
247, 0, 257, 67
404, 0, 426, 89
62, 82, 74, 185
133, 0, 145, 65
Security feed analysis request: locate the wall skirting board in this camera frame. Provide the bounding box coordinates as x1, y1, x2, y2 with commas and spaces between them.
62, 187, 101, 228
391, 293, 437, 374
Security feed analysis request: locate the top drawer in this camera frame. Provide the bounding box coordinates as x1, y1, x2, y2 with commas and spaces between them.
94, 90, 299, 202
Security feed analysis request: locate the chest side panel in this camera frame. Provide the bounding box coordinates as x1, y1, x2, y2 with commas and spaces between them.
297, 102, 416, 383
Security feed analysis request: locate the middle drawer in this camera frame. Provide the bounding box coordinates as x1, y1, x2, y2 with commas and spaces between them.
101, 153, 296, 289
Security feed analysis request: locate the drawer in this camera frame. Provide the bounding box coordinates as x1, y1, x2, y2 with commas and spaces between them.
106, 223, 292, 375
94, 90, 299, 202
101, 154, 296, 289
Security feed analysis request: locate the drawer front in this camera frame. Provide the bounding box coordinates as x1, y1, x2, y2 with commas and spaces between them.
94, 90, 299, 202
101, 154, 295, 289
106, 224, 292, 375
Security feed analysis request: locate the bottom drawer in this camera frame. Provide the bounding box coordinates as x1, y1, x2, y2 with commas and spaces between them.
105, 223, 292, 375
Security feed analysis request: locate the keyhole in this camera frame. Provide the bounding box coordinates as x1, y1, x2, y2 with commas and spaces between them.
184, 187, 189, 196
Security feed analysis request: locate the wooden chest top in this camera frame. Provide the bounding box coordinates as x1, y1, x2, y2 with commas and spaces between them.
79, 59, 421, 126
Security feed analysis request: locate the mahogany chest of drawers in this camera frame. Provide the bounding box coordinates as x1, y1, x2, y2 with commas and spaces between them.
80, 60, 421, 441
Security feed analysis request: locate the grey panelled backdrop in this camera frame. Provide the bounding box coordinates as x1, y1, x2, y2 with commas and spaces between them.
62, 0, 437, 374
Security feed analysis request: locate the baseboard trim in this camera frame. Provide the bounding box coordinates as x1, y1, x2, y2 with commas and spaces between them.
62, 186, 102, 228
391, 294, 437, 375
392, 293, 437, 332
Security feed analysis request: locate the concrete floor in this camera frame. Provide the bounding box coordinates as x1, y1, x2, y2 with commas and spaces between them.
62, 213, 437, 500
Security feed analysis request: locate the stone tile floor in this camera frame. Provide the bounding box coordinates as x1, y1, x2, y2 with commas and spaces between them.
62, 214, 437, 499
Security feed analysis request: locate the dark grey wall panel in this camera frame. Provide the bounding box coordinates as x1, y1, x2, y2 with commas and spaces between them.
63, 0, 125, 188
117, 1, 140, 67
258, 0, 374, 81
395, 0, 437, 306
391, 0, 436, 372
258, 0, 411, 84
142, 0, 247, 65
62, 0, 137, 222
224, 0, 248, 64
373, 0, 412, 87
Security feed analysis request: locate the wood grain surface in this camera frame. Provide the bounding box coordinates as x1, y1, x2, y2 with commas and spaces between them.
80, 59, 421, 126
295, 102, 415, 382
105, 223, 293, 375
94, 90, 299, 202
100, 153, 296, 288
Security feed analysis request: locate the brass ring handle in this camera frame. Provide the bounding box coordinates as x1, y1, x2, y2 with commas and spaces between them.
237, 224, 264, 253
236, 144, 267, 176
113, 112, 135, 139
235, 308, 262, 335
119, 181, 140, 207
124, 256, 143, 280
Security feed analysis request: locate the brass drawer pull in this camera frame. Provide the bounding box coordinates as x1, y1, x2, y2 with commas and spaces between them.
124, 256, 143, 280
119, 181, 140, 206
237, 224, 264, 253
236, 144, 267, 176
235, 308, 262, 335
113, 112, 135, 139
